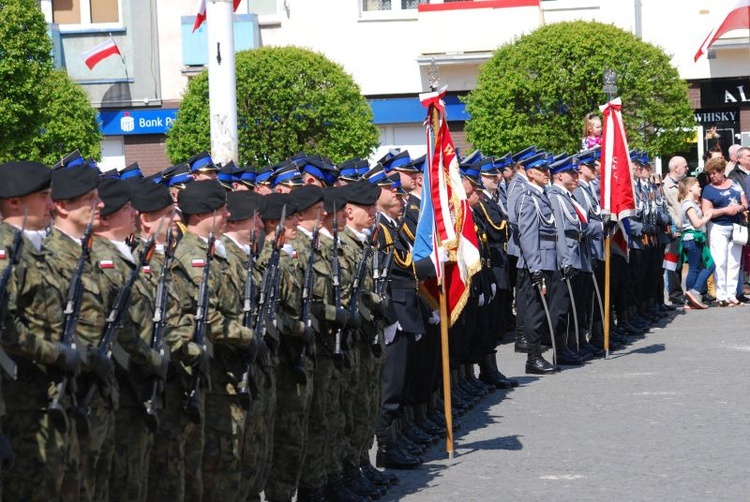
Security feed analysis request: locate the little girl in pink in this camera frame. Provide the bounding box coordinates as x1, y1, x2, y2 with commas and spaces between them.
581, 112, 602, 150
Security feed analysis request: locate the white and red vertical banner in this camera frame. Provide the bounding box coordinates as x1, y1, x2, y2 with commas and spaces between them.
415, 86, 481, 326
694, 0, 750, 62
81, 36, 121, 70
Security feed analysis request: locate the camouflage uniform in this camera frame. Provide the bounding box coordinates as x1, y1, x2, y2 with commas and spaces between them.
256, 237, 314, 502
340, 226, 384, 472
44, 227, 114, 502
95, 238, 165, 502
1, 223, 73, 501
165, 231, 254, 502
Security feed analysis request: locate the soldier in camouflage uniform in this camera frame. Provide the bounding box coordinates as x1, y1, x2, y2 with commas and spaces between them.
0, 161, 74, 501
254, 193, 314, 502
44, 155, 121, 501
104, 178, 172, 502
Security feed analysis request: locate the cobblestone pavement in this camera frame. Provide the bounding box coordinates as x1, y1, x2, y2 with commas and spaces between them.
376, 305, 750, 501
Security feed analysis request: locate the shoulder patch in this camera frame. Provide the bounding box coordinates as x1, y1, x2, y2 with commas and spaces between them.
191, 259, 206, 268
99, 259, 114, 269
142, 265, 151, 274
0, 250, 6, 260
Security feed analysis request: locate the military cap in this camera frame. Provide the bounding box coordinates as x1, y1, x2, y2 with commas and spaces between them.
477, 157, 499, 176
261, 193, 297, 220
161, 163, 193, 189
217, 162, 237, 190
363, 163, 393, 187
188, 151, 218, 173
552, 152, 569, 164
294, 185, 325, 213
323, 186, 349, 214
53, 150, 86, 170
131, 179, 173, 213
0, 161, 51, 199
459, 149, 482, 167
520, 151, 549, 170
402, 155, 426, 174
377, 148, 402, 167
227, 191, 265, 222
235, 166, 256, 187
119, 162, 144, 182
389, 172, 408, 196
512, 146, 537, 164
382, 150, 411, 172
346, 179, 381, 206
629, 149, 641, 163
338, 157, 369, 182
493, 153, 513, 170
100, 169, 120, 180
297, 154, 339, 186
591, 145, 602, 161
145, 171, 163, 185
639, 151, 651, 165
460, 163, 485, 188
178, 180, 227, 215
270, 162, 304, 188
51, 159, 100, 201
549, 156, 577, 175
98, 178, 132, 217
576, 148, 599, 167
254, 164, 274, 186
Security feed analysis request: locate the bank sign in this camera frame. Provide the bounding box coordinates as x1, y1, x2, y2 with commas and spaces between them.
99, 109, 179, 136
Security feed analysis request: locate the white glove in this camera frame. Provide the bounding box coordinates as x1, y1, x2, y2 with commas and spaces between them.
438, 246, 449, 264
478, 293, 485, 307
490, 283, 497, 300
281, 243, 295, 258
428, 310, 440, 325
384, 322, 399, 345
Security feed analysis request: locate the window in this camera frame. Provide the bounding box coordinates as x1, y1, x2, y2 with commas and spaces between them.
52, 0, 120, 26
362, 0, 429, 12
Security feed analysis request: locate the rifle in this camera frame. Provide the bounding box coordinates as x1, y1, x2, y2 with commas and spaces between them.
0, 213, 26, 381
294, 211, 322, 385
184, 215, 216, 424
76, 231, 159, 433
237, 213, 260, 410
49, 207, 97, 433
255, 205, 286, 355
375, 210, 408, 299
331, 204, 346, 369
347, 215, 380, 354
144, 215, 176, 432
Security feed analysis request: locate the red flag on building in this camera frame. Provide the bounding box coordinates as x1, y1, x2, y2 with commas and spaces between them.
417, 87, 481, 326
193, 0, 243, 32
81, 37, 121, 70
694, 0, 750, 62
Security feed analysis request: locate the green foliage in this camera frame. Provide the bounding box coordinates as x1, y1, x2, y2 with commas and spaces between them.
167, 46, 379, 165
465, 21, 696, 157
0, 0, 54, 152
24, 70, 102, 165
0, 0, 101, 164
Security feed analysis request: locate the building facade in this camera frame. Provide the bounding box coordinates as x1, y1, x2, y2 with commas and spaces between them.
43, 0, 750, 173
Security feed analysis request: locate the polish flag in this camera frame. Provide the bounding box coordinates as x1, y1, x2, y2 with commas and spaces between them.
694, 0, 750, 62
81, 37, 121, 70
193, 0, 243, 32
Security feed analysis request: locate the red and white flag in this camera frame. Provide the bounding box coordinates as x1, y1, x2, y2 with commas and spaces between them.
81, 37, 121, 70
416, 87, 481, 326
599, 98, 636, 222
694, 0, 750, 62
193, 0, 243, 32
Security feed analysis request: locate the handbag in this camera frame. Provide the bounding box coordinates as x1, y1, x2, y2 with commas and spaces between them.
732, 223, 749, 245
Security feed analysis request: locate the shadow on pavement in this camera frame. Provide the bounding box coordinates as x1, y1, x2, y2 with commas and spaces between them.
458, 434, 523, 454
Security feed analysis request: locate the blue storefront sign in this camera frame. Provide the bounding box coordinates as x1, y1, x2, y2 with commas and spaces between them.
99, 109, 179, 136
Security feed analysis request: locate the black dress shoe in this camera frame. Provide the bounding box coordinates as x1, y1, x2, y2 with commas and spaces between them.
375, 447, 421, 470
361, 460, 398, 486
555, 348, 585, 366
514, 338, 531, 353
525, 356, 558, 374
344, 468, 385, 499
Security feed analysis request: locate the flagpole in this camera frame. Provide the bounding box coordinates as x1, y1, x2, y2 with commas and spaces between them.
438, 260, 454, 458
602, 69, 617, 360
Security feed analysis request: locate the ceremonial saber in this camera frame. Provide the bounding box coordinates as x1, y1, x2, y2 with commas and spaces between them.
536, 279, 557, 366
564, 277, 580, 353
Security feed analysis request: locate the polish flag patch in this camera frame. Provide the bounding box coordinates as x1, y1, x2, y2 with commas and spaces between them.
142, 265, 151, 274
99, 259, 115, 269
191, 259, 206, 267
0, 250, 6, 260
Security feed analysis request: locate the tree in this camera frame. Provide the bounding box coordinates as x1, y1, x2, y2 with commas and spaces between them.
167, 46, 379, 165
0, 0, 102, 163
465, 21, 696, 158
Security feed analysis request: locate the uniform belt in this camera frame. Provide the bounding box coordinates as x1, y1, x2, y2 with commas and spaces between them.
540, 234, 556, 242
564, 230, 586, 242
